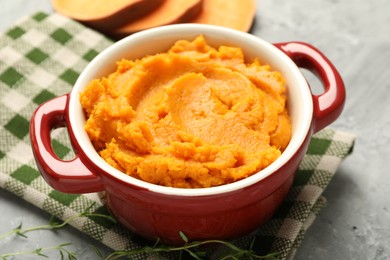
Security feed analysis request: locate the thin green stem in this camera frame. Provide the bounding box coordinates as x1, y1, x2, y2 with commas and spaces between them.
104, 238, 280, 260
0, 202, 279, 260
0, 243, 76, 260
0, 216, 70, 240
0, 202, 115, 240
0, 228, 20, 240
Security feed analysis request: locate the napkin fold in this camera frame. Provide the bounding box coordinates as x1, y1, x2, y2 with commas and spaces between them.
0, 12, 355, 259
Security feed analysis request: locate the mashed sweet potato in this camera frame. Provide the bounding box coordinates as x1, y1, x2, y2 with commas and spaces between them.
80, 35, 291, 188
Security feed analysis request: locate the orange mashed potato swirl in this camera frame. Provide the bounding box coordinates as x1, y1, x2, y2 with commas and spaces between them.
80, 35, 291, 188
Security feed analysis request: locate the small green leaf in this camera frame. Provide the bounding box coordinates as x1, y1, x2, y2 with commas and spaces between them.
179, 231, 189, 243
59, 250, 65, 260
49, 215, 62, 226
68, 253, 78, 260
185, 249, 203, 260
195, 251, 207, 257
59, 243, 72, 247
90, 245, 103, 257
15, 229, 27, 238
152, 237, 161, 248
34, 248, 48, 257
249, 237, 256, 250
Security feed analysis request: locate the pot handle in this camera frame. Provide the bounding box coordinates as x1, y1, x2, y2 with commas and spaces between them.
274, 42, 345, 133
30, 94, 104, 193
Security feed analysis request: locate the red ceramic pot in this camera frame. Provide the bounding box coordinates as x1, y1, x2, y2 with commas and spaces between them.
30, 24, 345, 245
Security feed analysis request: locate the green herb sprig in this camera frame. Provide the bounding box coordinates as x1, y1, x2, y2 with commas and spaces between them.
0, 203, 115, 241
103, 231, 280, 260
0, 243, 76, 260
0, 203, 279, 259
0, 203, 114, 259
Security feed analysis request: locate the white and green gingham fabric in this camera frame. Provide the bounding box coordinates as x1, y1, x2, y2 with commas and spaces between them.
0, 12, 355, 259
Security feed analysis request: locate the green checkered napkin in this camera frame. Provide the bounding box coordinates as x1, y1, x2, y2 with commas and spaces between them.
0, 12, 355, 259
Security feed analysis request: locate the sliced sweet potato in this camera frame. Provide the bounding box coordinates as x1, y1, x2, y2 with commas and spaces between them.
51, 0, 164, 31
111, 0, 203, 38
191, 0, 256, 32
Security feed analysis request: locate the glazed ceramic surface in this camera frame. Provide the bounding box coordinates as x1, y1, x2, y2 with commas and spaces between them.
30, 24, 345, 244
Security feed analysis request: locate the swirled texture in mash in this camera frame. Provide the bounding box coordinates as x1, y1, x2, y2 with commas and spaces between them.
80, 35, 291, 188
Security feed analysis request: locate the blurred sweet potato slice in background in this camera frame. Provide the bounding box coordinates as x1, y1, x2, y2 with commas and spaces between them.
52, 0, 164, 31
111, 0, 203, 38
191, 0, 256, 32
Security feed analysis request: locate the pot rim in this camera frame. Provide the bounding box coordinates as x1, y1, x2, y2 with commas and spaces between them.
68, 24, 313, 197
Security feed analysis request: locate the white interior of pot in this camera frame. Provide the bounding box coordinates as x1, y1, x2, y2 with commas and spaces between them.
69, 24, 313, 196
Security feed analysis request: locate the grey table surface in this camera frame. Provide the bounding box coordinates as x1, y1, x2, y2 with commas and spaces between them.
1, 0, 389, 259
